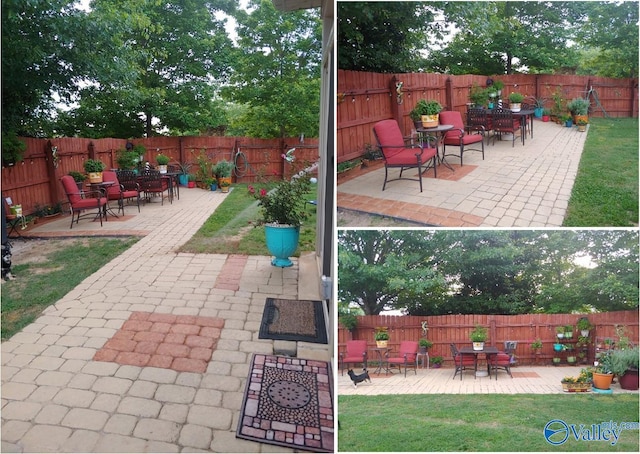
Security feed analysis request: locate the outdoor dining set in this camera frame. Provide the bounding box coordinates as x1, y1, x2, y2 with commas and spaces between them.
373, 107, 535, 192
339, 340, 514, 381
60, 168, 179, 229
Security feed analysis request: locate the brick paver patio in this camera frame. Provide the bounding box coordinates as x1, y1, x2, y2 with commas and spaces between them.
1, 188, 331, 453
338, 119, 589, 227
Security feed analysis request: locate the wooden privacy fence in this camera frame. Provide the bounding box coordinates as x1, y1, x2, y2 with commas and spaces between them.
338, 310, 639, 366
1, 135, 318, 216
337, 70, 639, 162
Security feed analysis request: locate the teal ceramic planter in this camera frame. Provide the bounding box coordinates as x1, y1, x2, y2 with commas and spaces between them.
178, 174, 188, 186
264, 223, 300, 267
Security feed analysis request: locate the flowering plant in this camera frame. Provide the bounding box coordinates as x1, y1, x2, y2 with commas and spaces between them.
248, 174, 312, 227
561, 369, 591, 384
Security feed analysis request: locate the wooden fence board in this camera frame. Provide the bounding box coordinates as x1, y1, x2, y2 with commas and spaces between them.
338, 310, 639, 366
2, 136, 318, 215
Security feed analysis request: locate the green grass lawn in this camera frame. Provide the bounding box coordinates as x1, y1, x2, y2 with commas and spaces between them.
1, 237, 138, 340
338, 394, 639, 452
564, 118, 638, 226
179, 183, 317, 255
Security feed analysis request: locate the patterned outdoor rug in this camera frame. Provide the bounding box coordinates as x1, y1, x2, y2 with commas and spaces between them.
259, 298, 328, 344
418, 163, 477, 181
237, 354, 334, 452
512, 371, 541, 378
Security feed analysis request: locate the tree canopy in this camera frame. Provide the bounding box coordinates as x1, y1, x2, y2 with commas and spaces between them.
1, 0, 322, 139
338, 1, 638, 77
338, 230, 639, 315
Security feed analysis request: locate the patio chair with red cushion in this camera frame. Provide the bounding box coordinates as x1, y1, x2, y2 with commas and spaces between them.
439, 110, 485, 166
491, 108, 523, 147
387, 340, 419, 377
60, 175, 108, 228
450, 343, 477, 380
488, 352, 513, 380
339, 340, 368, 375
103, 170, 141, 215
372, 119, 437, 192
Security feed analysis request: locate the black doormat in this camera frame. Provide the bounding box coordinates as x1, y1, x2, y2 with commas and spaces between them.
259, 298, 328, 344
236, 354, 334, 452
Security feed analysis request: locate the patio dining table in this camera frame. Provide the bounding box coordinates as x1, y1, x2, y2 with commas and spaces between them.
458, 345, 499, 377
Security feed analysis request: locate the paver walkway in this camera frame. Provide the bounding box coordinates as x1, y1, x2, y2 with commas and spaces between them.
338, 119, 589, 227
1, 188, 328, 452
337, 365, 639, 395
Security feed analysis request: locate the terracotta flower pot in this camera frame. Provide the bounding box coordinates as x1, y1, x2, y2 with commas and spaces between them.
592, 372, 613, 390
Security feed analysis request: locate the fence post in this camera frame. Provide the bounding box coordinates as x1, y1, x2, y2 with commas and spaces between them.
45, 141, 62, 206
445, 77, 454, 111
389, 75, 404, 133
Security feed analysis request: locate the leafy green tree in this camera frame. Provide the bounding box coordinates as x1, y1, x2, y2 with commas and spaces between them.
226, 0, 321, 139
338, 230, 638, 315
576, 1, 639, 78
428, 1, 584, 74
1, 0, 91, 136
55, 0, 235, 138
337, 1, 441, 72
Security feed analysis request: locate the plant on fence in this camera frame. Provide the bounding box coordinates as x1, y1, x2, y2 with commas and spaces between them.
530, 338, 542, 350
116, 149, 139, 170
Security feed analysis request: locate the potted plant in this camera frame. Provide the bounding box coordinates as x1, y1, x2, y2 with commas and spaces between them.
177, 162, 192, 186
412, 99, 442, 128
409, 99, 430, 129
156, 153, 170, 173
542, 108, 551, 122
604, 338, 613, 349
576, 118, 588, 132
418, 338, 433, 354
609, 347, 639, 390
214, 159, 234, 189
508, 92, 524, 112
566, 97, 590, 124
117, 149, 139, 170
492, 80, 504, 96
561, 114, 573, 127
430, 356, 444, 368
374, 327, 389, 348
218, 178, 231, 193
561, 369, 592, 392
248, 173, 312, 267
552, 357, 561, 365
532, 98, 546, 118
486, 87, 498, 109
204, 177, 217, 192
469, 84, 488, 108
555, 326, 565, 339
2, 131, 26, 166
187, 173, 196, 188
470, 324, 488, 351
84, 159, 106, 183
68, 171, 87, 191
592, 350, 614, 390
576, 317, 593, 336
564, 325, 574, 339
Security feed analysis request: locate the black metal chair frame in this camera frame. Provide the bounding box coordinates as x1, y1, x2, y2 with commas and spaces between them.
492, 108, 524, 147
373, 122, 437, 193
467, 108, 493, 145
450, 343, 477, 380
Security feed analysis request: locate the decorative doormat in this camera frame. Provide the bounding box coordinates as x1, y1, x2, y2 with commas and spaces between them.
237, 354, 334, 452
418, 164, 477, 181
259, 298, 328, 344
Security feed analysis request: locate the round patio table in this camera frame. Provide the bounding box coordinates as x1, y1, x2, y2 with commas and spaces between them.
417, 124, 455, 171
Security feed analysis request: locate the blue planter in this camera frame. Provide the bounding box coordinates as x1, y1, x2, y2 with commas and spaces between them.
534, 107, 543, 118
178, 174, 188, 186
565, 120, 573, 127
264, 224, 300, 267
210, 183, 217, 191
